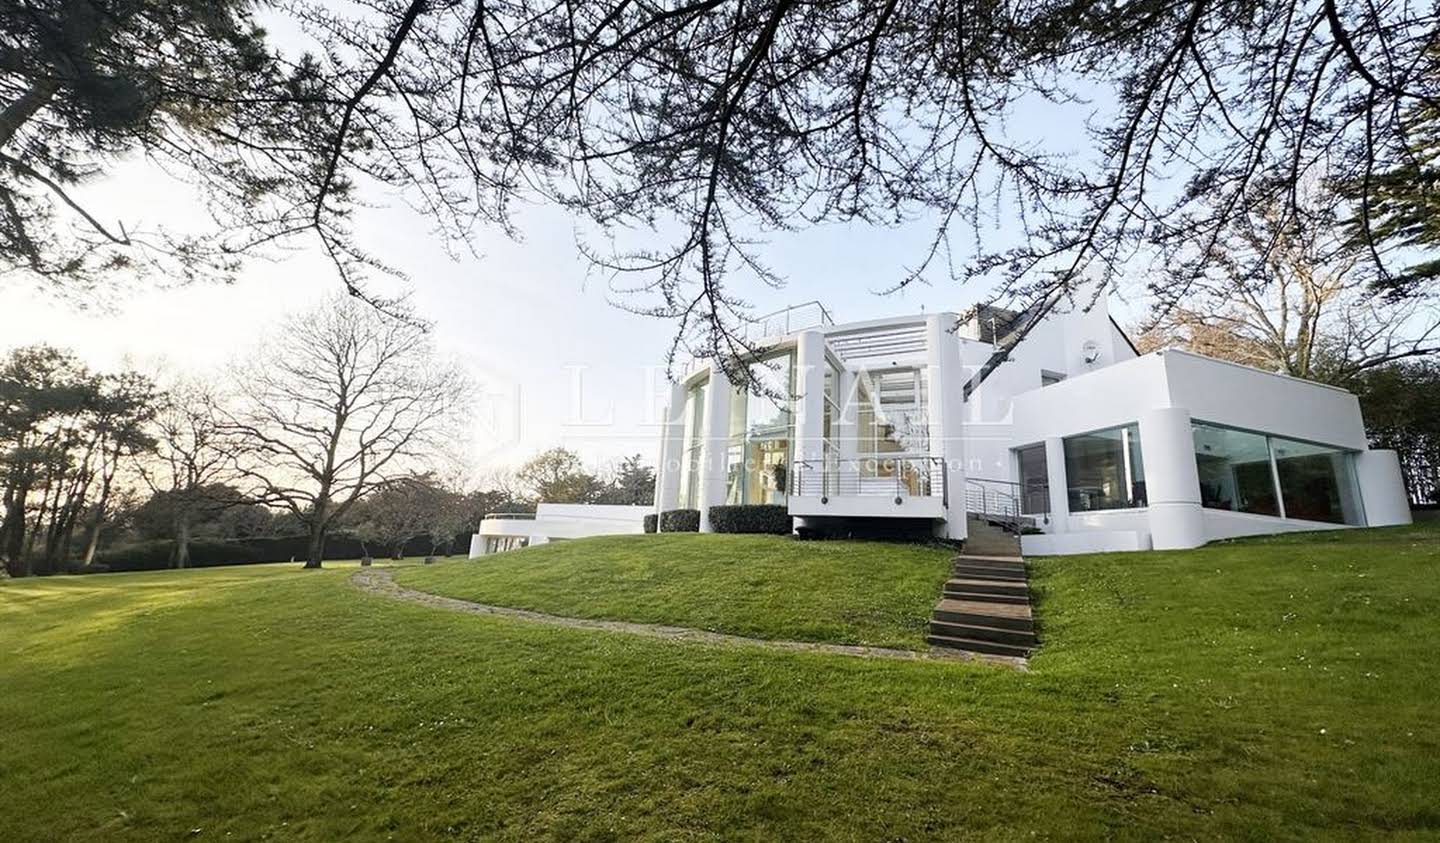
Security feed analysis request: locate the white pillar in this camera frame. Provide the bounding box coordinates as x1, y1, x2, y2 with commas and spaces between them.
1354, 450, 1413, 526
1043, 436, 1070, 532
1139, 406, 1205, 550
926, 315, 967, 539
793, 331, 827, 494
654, 381, 687, 514
696, 362, 731, 532
468, 533, 485, 558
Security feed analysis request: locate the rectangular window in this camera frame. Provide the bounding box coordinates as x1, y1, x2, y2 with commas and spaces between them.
1192, 422, 1281, 516
722, 352, 795, 505
1015, 444, 1049, 515
1190, 422, 1365, 525
853, 368, 929, 457
1063, 424, 1147, 511
1270, 436, 1365, 525
677, 379, 708, 509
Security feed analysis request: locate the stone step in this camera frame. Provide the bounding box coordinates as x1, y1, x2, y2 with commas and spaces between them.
950, 565, 1027, 582
945, 577, 1029, 597
932, 598, 1034, 631
926, 632, 1032, 659
964, 545, 1021, 558
954, 554, 1025, 565
928, 618, 1037, 647
941, 587, 1031, 605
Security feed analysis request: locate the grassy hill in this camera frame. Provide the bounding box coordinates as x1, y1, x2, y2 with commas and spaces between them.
0, 525, 1436, 840
397, 534, 954, 649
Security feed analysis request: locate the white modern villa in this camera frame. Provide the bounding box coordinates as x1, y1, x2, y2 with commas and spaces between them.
473, 297, 1412, 557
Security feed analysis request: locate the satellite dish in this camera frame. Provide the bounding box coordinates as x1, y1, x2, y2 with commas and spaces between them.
1081, 340, 1101, 365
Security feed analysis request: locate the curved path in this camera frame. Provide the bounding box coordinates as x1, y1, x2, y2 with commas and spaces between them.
351, 567, 1026, 668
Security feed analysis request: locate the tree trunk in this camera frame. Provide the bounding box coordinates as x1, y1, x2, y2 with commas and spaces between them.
79, 508, 104, 567
305, 524, 326, 569
0, 483, 29, 577
174, 514, 191, 569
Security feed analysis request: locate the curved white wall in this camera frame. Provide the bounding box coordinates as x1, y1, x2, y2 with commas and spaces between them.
1355, 450, 1414, 527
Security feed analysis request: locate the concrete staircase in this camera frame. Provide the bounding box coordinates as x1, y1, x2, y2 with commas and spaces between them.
926, 517, 1037, 659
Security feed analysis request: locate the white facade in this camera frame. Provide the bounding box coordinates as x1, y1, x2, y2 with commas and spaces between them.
469, 503, 649, 557
645, 298, 1412, 555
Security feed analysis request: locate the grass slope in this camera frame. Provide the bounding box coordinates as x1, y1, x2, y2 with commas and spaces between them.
397, 534, 954, 650
0, 526, 1436, 840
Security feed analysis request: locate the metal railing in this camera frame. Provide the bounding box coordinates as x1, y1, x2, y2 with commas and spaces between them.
744, 301, 835, 341
966, 477, 1050, 534
481, 512, 537, 521
793, 455, 947, 506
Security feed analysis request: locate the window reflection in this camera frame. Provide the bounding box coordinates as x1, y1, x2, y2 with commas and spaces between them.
1063, 424, 1146, 511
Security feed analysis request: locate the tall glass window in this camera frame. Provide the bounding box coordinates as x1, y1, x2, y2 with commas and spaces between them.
1015, 444, 1049, 515
723, 352, 795, 505
1191, 422, 1365, 525
1192, 423, 1281, 516
677, 379, 708, 509
1063, 424, 1147, 511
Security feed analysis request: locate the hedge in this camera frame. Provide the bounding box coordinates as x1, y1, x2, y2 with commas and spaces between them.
658, 508, 700, 532
91, 532, 466, 573
707, 504, 792, 535
643, 513, 658, 534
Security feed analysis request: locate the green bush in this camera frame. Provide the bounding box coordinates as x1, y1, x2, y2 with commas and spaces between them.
658, 508, 700, 532
707, 504, 791, 534
643, 513, 658, 534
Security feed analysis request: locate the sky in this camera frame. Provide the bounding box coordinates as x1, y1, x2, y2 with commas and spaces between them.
1, 158, 1088, 482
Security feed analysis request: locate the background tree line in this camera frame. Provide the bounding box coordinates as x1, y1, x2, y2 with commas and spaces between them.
0, 296, 658, 577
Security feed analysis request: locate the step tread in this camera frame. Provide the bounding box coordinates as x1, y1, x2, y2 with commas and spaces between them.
954, 554, 1025, 564
946, 577, 1029, 590
926, 633, 1032, 658
933, 598, 1033, 621
929, 618, 1037, 642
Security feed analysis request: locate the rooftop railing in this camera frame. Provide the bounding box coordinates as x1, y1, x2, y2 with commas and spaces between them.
744, 300, 835, 341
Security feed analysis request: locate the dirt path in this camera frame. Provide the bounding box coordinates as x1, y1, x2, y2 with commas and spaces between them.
350, 567, 1025, 668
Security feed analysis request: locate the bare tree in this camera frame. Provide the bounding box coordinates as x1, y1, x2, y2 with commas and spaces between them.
5, 2, 1438, 384
220, 295, 469, 568
1142, 184, 1440, 385
138, 379, 233, 569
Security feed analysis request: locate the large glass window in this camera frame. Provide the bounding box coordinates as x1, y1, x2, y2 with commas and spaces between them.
1063, 424, 1147, 511
1191, 422, 1365, 525
1271, 436, 1365, 525
723, 353, 795, 505
1192, 423, 1281, 516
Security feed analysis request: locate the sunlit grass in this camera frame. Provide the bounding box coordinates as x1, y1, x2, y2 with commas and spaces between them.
397, 535, 954, 649
1, 526, 1436, 840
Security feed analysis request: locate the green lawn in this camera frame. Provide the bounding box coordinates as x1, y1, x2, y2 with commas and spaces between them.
397, 534, 954, 649
1, 525, 1437, 840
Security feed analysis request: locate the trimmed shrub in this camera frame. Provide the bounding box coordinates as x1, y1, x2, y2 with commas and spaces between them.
658, 508, 700, 532
708, 504, 792, 535
643, 513, 658, 534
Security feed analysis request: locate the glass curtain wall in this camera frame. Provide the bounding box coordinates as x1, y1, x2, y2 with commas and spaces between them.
854, 368, 931, 495
1063, 424, 1147, 511
1192, 421, 1364, 525
723, 353, 795, 505
676, 379, 708, 509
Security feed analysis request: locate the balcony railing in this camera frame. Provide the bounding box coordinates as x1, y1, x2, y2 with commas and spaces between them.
792, 455, 947, 506
481, 512, 537, 521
